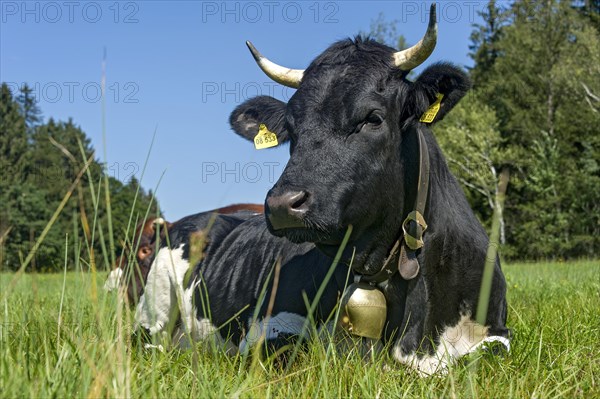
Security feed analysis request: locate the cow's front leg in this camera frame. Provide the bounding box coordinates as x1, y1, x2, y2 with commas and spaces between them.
389, 274, 445, 375
391, 272, 503, 376
391, 271, 462, 376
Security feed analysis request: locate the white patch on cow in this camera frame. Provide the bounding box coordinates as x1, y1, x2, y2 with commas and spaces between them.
393, 314, 510, 376
104, 268, 123, 291
172, 280, 236, 352
480, 335, 511, 351
239, 312, 308, 354
133, 245, 232, 352
179, 280, 201, 337
143, 343, 165, 352
134, 245, 189, 335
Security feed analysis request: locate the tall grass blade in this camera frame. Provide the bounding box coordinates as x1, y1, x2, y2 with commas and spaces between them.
57, 234, 68, 343
468, 168, 510, 393
101, 47, 116, 271
476, 168, 510, 325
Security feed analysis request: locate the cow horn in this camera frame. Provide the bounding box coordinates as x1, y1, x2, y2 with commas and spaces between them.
393, 4, 438, 71
246, 41, 304, 88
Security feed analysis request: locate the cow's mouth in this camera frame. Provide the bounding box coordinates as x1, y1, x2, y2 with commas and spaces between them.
271, 226, 341, 245
273, 224, 386, 273
271, 225, 357, 257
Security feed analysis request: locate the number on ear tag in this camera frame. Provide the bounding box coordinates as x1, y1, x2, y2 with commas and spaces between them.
254, 124, 279, 150
419, 93, 444, 123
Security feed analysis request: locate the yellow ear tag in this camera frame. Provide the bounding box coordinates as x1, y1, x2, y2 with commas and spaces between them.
254, 124, 279, 150
419, 93, 444, 123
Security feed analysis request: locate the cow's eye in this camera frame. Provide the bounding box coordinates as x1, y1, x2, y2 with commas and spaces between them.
365, 112, 384, 127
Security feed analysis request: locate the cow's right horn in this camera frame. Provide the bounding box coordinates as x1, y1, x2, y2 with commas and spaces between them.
393, 4, 438, 71
246, 41, 304, 88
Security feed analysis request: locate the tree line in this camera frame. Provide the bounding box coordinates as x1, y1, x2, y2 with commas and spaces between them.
447, 0, 598, 259
0, 84, 158, 271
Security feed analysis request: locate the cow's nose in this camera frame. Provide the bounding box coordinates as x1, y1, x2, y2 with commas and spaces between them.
266, 190, 310, 230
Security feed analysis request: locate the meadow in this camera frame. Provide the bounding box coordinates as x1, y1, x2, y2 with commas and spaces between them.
0, 260, 598, 398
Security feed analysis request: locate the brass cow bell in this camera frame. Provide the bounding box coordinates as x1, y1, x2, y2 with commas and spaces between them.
339, 282, 387, 339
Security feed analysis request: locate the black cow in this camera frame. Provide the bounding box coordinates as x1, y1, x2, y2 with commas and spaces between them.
133, 4, 510, 375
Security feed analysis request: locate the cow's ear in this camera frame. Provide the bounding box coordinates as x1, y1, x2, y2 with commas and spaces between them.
411, 63, 471, 124
229, 96, 289, 143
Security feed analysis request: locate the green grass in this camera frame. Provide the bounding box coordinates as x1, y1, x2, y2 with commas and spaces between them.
1, 260, 598, 398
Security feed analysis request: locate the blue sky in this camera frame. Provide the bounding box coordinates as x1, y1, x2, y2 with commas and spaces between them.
1, 1, 485, 220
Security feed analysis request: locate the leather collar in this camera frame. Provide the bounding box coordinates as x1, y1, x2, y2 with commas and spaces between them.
355, 127, 430, 285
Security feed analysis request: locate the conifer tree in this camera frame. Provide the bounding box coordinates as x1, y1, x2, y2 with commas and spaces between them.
16, 84, 42, 131
473, 0, 600, 258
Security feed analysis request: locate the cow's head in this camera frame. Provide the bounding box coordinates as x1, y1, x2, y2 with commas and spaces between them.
104, 217, 168, 304
230, 5, 470, 274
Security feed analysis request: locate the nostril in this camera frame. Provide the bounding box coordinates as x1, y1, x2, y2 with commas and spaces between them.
289, 191, 309, 210
266, 190, 311, 230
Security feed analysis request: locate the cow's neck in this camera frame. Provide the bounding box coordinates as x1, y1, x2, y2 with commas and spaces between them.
416, 125, 486, 258
354, 123, 431, 284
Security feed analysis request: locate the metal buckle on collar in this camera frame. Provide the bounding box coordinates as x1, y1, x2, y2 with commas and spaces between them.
402, 210, 427, 250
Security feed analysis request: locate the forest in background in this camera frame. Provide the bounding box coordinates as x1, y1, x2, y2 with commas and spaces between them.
0, 84, 157, 271
1, 0, 598, 271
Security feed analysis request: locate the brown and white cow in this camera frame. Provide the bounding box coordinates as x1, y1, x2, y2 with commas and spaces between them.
104, 203, 263, 304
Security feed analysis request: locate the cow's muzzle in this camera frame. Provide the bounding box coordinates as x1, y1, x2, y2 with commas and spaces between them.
265, 190, 310, 230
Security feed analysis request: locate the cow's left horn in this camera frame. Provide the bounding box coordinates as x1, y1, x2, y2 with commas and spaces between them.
393, 4, 438, 71
246, 41, 304, 88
